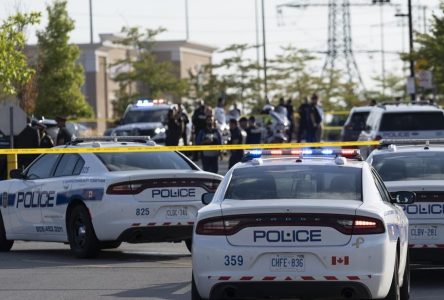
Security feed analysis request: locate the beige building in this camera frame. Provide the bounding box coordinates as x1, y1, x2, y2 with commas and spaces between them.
78, 35, 216, 133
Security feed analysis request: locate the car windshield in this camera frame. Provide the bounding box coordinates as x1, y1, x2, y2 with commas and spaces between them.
122, 109, 169, 124
225, 165, 362, 201
380, 112, 444, 131
372, 152, 444, 181
347, 111, 369, 130
96, 152, 194, 171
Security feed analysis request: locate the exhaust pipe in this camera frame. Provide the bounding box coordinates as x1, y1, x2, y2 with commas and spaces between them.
224, 287, 237, 299
341, 288, 355, 299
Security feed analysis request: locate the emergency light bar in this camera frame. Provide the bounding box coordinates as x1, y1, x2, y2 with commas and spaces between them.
243, 148, 361, 162
380, 139, 444, 147
135, 99, 166, 106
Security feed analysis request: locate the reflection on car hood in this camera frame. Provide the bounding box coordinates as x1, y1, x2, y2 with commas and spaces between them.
114, 123, 164, 131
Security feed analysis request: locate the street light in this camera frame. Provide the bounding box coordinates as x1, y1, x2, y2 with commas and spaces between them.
395, 0, 415, 102
89, 0, 94, 44
261, 0, 268, 102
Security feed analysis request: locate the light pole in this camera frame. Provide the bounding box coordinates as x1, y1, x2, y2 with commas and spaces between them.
261, 0, 268, 102
89, 0, 94, 44
185, 0, 190, 40
395, 0, 415, 102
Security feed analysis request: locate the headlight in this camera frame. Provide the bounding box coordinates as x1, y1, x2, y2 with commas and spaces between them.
155, 127, 166, 135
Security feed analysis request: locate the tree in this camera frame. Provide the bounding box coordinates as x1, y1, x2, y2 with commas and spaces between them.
35, 0, 92, 118
366, 72, 406, 102
112, 27, 188, 117
409, 2, 444, 98
0, 12, 40, 98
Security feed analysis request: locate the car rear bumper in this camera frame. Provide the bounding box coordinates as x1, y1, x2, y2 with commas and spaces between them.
209, 281, 371, 300
117, 225, 193, 243
410, 246, 444, 262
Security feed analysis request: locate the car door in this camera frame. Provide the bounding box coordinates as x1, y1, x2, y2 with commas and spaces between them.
9, 154, 61, 236
43, 154, 86, 238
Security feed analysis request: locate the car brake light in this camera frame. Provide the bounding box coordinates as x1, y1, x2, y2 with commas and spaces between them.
107, 182, 143, 195
196, 217, 227, 235
352, 216, 385, 235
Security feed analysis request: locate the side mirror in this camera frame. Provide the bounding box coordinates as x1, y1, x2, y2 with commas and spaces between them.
391, 191, 415, 205
202, 193, 215, 205
9, 169, 24, 180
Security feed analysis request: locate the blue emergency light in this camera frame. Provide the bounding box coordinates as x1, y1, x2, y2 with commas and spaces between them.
243, 148, 360, 162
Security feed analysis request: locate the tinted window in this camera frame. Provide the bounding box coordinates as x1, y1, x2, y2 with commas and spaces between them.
380, 112, 444, 131
122, 109, 169, 124
54, 154, 84, 177
372, 152, 444, 181
26, 154, 60, 179
371, 169, 391, 202
347, 112, 369, 130
225, 165, 362, 201
96, 152, 194, 171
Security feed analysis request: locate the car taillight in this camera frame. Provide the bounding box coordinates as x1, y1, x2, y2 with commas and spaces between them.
201, 180, 221, 192
106, 182, 143, 195
195, 217, 227, 235
352, 216, 385, 234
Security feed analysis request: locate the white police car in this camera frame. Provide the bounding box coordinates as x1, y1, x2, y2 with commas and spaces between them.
192, 149, 412, 300
0, 137, 222, 258
368, 139, 444, 262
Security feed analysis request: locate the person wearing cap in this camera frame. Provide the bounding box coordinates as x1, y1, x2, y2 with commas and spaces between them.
35, 122, 54, 148
56, 116, 73, 146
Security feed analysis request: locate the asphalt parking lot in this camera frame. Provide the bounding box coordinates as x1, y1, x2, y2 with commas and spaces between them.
0, 242, 442, 300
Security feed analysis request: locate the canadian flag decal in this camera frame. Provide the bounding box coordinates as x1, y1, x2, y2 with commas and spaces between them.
332, 256, 349, 265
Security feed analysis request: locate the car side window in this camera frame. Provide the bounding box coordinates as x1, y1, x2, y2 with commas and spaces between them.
54, 154, 85, 177
371, 169, 392, 203
26, 154, 61, 180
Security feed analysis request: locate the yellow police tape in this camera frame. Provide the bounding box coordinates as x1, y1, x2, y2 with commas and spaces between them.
0, 141, 380, 155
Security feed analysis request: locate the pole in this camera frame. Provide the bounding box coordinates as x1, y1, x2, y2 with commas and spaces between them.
255, 0, 261, 81
185, 0, 190, 40
408, 0, 415, 102
89, 0, 94, 44
9, 107, 13, 149
379, 3, 386, 97
261, 0, 268, 102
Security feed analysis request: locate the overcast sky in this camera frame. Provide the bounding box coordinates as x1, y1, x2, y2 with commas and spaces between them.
0, 0, 440, 92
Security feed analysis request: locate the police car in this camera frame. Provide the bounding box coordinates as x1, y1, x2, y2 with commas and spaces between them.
358, 101, 444, 157
368, 139, 444, 262
0, 137, 222, 258
192, 149, 412, 300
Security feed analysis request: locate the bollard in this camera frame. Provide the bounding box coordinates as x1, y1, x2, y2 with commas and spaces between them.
6, 154, 17, 179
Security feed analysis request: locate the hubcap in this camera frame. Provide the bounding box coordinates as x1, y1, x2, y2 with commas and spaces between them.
73, 216, 87, 248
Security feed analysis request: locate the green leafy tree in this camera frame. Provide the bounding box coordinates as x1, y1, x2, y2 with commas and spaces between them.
0, 12, 40, 98
112, 27, 188, 117
35, 0, 92, 118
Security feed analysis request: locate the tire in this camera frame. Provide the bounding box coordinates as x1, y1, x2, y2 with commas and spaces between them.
192, 275, 208, 300
185, 239, 192, 253
99, 241, 122, 249
384, 252, 401, 300
0, 213, 13, 252
400, 250, 410, 300
67, 205, 100, 258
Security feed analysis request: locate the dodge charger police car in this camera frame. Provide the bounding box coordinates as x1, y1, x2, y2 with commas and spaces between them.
368, 139, 444, 262
192, 149, 413, 300
0, 137, 222, 258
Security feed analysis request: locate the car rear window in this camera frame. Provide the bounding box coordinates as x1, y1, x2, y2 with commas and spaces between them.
347, 111, 369, 130
372, 152, 444, 181
380, 112, 444, 131
96, 152, 195, 171
225, 165, 362, 201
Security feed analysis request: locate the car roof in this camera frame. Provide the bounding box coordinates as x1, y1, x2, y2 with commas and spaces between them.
127, 104, 171, 111
350, 106, 373, 113
235, 156, 364, 170
56, 142, 156, 149
372, 144, 444, 155
372, 104, 442, 113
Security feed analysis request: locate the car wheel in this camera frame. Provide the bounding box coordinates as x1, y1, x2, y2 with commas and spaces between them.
400, 250, 410, 300
192, 275, 208, 300
99, 241, 122, 249
384, 253, 401, 300
0, 213, 13, 252
185, 239, 192, 253
67, 205, 100, 258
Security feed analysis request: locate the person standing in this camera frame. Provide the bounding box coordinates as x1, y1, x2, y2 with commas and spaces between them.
166, 107, 183, 146
239, 117, 248, 132
297, 97, 310, 142
177, 103, 190, 146
246, 116, 262, 144
311, 93, 324, 142
286, 98, 295, 142
228, 102, 241, 120
36, 122, 54, 148
196, 116, 222, 174
228, 118, 246, 169
192, 101, 207, 160
214, 97, 226, 127
16, 118, 40, 168
56, 116, 73, 145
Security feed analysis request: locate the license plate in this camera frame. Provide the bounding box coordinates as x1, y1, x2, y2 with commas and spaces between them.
410, 225, 438, 240
270, 254, 305, 272
165, 207, 188, 219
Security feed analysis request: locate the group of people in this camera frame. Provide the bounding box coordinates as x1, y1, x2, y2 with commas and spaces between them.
296, 93, 324, 143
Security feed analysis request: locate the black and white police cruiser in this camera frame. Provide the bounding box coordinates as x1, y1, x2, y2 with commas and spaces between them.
368, 139, 444, 262
0, 137, 222, 258
192, 149, 412, 300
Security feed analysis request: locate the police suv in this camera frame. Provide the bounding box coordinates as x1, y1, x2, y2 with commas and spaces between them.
0, 137, 222, 258
368, 139, 444, 262
192, 149, 412, 300
358, 102, 444, 157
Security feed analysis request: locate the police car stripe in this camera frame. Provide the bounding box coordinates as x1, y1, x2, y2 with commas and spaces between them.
142, 222, 194, 227
56, 188, 104, 205
207, 275, 370, 281
7, 194, 15, 206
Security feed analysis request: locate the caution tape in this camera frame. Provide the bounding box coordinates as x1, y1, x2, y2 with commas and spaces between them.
0, 141, 380, 155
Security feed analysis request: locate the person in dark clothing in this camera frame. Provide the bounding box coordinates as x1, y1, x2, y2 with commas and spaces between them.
16, 118, 40, 169
165, 107, 183, 146
228, 119, 246, 169
196, 116, 222, 174
192, 101, 207, 160
177, 104, 190, 145
305, 94, 322, 143
36, 122, 54, 148
239, 117, 248, 131
246, 116, 262, 144
56, 116, 73, 146
286, 98, 295, 141
297, 97, 310, 142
